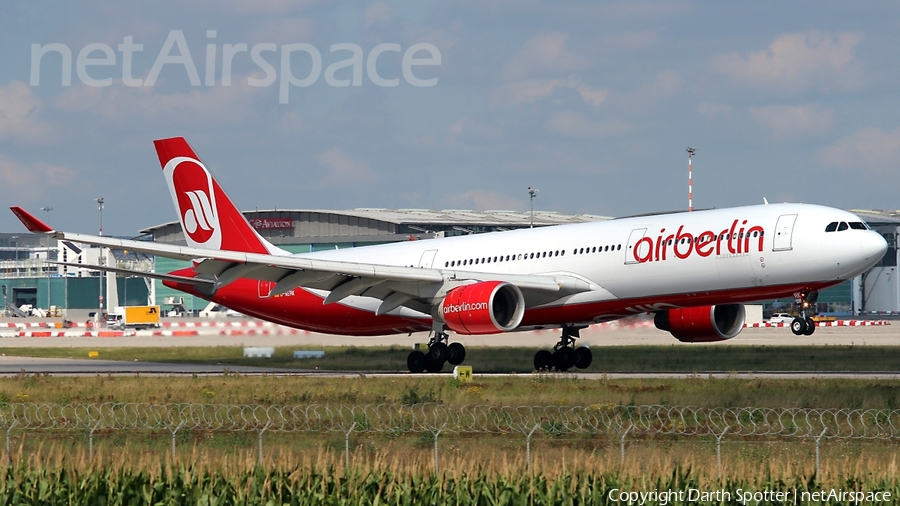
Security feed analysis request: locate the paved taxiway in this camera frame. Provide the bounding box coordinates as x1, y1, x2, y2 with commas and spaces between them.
0, 317, 895, 376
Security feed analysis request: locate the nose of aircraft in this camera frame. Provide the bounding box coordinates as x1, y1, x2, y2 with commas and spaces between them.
861, 230, 888, 264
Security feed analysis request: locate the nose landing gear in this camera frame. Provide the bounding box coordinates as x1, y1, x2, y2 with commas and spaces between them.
534, 325, 593, 372
790, 290, 818, 336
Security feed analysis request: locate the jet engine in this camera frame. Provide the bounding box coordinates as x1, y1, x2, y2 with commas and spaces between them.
440, 281, 525, 335
654, 304, 745, 343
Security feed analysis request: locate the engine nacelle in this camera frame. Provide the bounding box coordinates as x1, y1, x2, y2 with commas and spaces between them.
440, 281, 525, 335
654, 304, 745, 343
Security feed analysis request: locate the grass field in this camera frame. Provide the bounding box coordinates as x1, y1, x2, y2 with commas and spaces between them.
5, 343, 900, 373
1, 373, 899, 408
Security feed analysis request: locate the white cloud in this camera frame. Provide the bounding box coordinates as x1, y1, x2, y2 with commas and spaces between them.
697, 102, 733, 119
713, 31, 864, 94
316, 148, 374, 185
54, 80, 260, 126
195, 0, 325, 15
601, 30, 658, 50
612, 69, 682, 112
750, 104, 836, 139
247, 17, 315, 45
547, 111, 632, 138
364, 2, 391, 28
0, 81, 53, 143
820, 127, 900, 174
493, 76, 608, 107
0, 155, 76, 201
439, 189, 522, 211
502, 33, 585, 79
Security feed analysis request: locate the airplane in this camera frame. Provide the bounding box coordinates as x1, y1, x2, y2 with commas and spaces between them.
10, 137, 888, 373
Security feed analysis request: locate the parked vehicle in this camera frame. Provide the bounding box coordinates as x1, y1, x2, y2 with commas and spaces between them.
106, 306, 160, 330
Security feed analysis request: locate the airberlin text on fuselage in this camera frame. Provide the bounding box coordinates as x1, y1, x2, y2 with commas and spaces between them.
633, 219, 764, 263
442, 302, 488, 314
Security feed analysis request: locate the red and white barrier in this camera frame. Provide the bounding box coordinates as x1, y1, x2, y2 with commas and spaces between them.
745, 320, 891, 328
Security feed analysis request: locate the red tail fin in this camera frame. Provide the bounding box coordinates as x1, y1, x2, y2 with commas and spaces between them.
155, 137, 278, 254
9, 206, 54, 233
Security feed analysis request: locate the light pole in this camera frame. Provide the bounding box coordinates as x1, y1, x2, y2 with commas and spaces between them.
95, 198, 104, 236
686, 147, 696, 212
94, 198, 104, 323
527, 187, 538, 228
40, 207, 53, 311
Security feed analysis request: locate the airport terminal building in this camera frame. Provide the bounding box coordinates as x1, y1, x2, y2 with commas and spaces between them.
2, 208, 898, 317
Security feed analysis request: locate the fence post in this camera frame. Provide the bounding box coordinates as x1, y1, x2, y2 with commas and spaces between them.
429, 423, 447, 475
3, 421, 16, 467
256, 422, 272, 466
168, 421, 185, 459
716, 427, 730, 481
620, 424, 633, 465
88, 421, 101, 462
814, 428, 827, 476
525, 424, 540, 472
343, 422, 357, 468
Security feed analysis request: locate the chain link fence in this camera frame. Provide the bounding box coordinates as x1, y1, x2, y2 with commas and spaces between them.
0, 403, 896, 473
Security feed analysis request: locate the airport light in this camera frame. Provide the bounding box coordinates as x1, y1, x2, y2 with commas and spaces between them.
686, 147, 696, 212
95, 198, 104, 236
527, 187, 538, 228
40, 207, 53, 311
94, 198, 104, 324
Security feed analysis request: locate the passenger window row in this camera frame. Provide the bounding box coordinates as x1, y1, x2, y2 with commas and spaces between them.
825, 221, 868, 232
445, 249, 568, 268
572, 244, 622, 255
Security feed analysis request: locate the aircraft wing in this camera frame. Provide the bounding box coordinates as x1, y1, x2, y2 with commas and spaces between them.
12, 207, 596, 312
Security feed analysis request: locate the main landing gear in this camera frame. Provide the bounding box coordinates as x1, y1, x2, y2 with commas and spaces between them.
534, 325, 593, 372
790, 290, 818, 336
407, 330, 466, 373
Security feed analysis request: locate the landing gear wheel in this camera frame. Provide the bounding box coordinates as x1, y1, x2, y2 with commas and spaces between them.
790, 317, 807, 336
803, 317, 816, 336
447, 342, 466, 365
553, 347, 575, 372
407, 351, 426, 373
424, 357, 444, 373
574, 346, 593, 369
428, 342, 449, 362
534, 350, 552, 371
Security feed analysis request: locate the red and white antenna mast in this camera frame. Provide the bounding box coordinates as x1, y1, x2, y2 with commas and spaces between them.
686, 147, 696, 212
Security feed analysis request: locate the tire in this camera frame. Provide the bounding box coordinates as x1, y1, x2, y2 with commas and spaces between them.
428, 342, 449, 362
574, 346, 593, 369
552, 347, 575, 372
447, 342, 466, 365
803, 317, 816, 336
407, 351, 426, 373
424, 357, 444, 373
790, 317, 807, 336
534, 350, 553, 371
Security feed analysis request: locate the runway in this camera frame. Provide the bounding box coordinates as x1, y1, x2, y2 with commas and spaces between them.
0, 317, 895, 376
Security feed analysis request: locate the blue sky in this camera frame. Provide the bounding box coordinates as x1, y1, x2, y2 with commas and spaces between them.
1, 1, 898, 235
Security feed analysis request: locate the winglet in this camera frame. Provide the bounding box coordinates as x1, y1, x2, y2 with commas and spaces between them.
9, 206, 54, 233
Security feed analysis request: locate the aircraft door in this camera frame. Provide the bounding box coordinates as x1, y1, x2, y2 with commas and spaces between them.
772, 214, 797, 251
418, 249, 438, 268
624, 228, 647, 264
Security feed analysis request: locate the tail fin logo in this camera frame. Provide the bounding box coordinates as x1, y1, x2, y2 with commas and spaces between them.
163, 157, 222, 249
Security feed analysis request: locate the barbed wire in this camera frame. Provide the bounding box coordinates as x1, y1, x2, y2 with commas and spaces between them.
0, 403, 897, 440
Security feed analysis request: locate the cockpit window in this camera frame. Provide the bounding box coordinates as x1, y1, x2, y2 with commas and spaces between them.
849, 222, 868, 230
825, 222, 838, 232
837, 222, 849, 231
